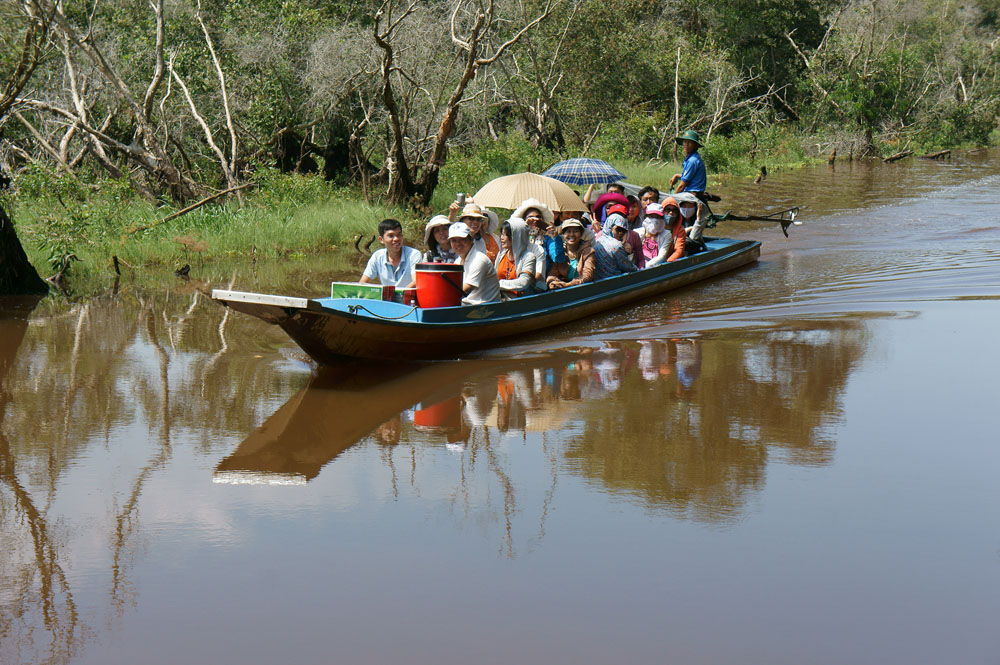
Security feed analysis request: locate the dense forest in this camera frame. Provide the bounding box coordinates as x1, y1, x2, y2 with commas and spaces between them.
0, 0, 997, 291
2, 0, 998, 201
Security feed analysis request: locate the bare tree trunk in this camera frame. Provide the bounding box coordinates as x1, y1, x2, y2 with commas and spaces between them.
373, 1, 420, 205
414, 0, 556, 206
673, 47, 681, 162
37, 0, 197, 201
0, 203, 48, 296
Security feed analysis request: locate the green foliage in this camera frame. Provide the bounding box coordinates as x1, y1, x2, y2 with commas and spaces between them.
701, 126, 810, 175
708, 0, 826, 91
434, 132, 561, 209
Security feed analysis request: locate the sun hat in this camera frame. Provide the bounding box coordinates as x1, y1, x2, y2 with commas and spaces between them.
559, 218, 584, 232
448, 222, 473, 239
484, 208, 499, 234
644, 203, 665, 217
512, 198, 555, 227
675, 129, 702, 147
459, 203, 487, 220
606, 203, 628, 217
424, 215, 452, 245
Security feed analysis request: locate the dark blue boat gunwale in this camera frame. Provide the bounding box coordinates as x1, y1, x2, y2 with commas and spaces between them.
313, 237, 759, 329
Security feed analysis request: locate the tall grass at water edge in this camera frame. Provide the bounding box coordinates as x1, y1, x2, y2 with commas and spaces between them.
11, 167, 415, 286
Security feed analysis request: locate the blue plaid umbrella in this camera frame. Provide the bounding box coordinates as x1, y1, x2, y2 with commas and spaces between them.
541, 158, 627, 186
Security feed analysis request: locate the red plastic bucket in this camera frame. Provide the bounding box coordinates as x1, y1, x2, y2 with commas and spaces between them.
415, 262, 464, 308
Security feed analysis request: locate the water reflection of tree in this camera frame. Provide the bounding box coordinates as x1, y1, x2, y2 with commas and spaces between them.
0, 299, 82, 665
564, 322, 868, 522
1, 289, 305, 663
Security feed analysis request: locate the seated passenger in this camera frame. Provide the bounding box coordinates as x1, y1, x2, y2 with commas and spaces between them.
546, 218, 595, 289
672, 191, 707, 243
583, 182, 625, 212
640, 203, 671, 267
423, 215, 457, 262
454, 202, 500, 262
626, 195, 642, 228
447, 222, 501, 305
593, 214, 638, 279
657, 197, 687, 264
602, 203, 645, 269
359, 218, 422, 287
638, 185, 660, 211
514, 198, 565, 292
585, 188, 629, 226
494, 218, 536, 298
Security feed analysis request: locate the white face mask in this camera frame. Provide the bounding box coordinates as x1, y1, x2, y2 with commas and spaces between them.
679, 206, 696, 219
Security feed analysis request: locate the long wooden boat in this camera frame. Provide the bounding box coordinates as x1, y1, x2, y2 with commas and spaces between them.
212, 236, 760, 363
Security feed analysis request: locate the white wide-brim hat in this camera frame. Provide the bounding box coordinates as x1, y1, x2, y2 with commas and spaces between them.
512, 198, 555, 228
424, 215, 452, 245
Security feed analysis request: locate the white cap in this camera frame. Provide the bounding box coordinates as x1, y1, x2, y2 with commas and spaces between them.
448, 222, 473, 239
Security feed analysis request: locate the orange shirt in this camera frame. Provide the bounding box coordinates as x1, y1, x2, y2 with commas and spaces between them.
497, 252, 516, 280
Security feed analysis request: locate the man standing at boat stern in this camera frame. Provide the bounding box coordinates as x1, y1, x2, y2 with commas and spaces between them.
670, 129, 707, 194
360, 218, 423, 288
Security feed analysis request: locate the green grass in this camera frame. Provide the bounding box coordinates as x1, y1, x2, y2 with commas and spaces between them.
11, 167, 425, 290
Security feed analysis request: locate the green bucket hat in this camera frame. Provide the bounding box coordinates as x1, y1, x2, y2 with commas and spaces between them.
675, 129, 703, 147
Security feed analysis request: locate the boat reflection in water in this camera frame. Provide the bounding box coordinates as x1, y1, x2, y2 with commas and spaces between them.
216, 318, 868, 525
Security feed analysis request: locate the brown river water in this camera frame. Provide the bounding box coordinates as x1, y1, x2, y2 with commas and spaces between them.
2, 150, 999, 665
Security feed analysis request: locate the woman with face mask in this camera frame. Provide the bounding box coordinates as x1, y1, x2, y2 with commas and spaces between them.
672, 192, 706, 244
644, 198, 686, 267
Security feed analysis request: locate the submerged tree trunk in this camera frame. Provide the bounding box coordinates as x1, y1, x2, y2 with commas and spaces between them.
0, 204, 48, 296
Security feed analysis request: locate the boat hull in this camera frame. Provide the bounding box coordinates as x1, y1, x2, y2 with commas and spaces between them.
213, 237, 760, 362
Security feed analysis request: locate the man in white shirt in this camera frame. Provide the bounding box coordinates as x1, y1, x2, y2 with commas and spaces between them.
360, 218, 422, 287
447, 222, 500, 305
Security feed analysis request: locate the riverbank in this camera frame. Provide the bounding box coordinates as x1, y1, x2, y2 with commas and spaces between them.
8, 131, 994, 296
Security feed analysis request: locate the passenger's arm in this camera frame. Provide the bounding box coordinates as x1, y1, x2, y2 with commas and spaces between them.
566, 251, 596, 286
360, 254, 378, 284
645, 243, 670, 268
615, 246, 638, 273
546, 234, 566, 264
499, 255, 536, 292
688, 205, 706, 241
